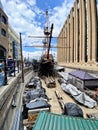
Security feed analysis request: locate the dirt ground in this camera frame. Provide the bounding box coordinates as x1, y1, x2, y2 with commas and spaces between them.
41, 78, 98, 118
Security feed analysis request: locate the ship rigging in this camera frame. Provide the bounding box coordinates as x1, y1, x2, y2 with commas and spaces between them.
26, 10, 69, 76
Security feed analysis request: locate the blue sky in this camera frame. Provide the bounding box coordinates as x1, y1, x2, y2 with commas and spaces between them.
1, 0, 74, 60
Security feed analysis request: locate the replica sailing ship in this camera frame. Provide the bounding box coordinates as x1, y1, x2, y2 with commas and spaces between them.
38, 10, 54, 76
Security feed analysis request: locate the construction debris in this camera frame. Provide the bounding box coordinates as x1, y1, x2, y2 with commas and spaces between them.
63, 102, 83, 117
22, 76, 51, 129
45, 77, 56, 88
61, 83, 97, 108
55, 90, 62, 100
86, 113, 98, 119
55, 90, 84, 118
55, 90, 64, 110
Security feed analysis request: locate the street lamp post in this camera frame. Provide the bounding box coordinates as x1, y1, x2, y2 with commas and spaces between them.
20, 32, 24, 83
17, 60, 19, 73
4, 58, 7, 85
13, 59, 16, 77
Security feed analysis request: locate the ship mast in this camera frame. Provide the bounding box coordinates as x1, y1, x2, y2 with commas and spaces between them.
43, 10, 53, 59
47, 24, 53, 59
44, 10, 50, 36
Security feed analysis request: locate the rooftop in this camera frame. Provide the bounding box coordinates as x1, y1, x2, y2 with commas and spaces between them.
33, 111, 98, 130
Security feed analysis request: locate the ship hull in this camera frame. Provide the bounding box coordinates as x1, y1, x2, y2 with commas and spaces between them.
38, 59, 54, 76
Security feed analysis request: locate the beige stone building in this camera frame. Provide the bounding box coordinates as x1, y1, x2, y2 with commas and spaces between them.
0, 1, 8, 59
8, 25, 21, 61
57, 0, 98, 71
0, 1, 21, 61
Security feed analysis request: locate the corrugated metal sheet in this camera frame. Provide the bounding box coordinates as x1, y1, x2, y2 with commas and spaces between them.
33, 111, 98, 130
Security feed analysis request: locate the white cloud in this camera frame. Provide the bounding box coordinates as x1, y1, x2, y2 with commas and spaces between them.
23, 50, 57, 61
49, 0, 74, 36
23, 50, 42, 60
26, 0, 36, 6
1, 0, 74, 60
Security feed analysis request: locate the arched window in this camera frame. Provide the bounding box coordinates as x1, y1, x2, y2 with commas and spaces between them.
1, 28, 6, 36
1, 15, 7, 24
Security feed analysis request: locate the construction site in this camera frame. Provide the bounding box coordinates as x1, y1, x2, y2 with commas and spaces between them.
22, 66, 98, 129
0, 0, 98, 130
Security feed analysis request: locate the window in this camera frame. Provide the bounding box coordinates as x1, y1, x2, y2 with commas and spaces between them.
1, 28, 6, 36
1, 15, 7, 24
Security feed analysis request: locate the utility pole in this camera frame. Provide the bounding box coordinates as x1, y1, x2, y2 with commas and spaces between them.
28, 53, 29, 62
20, 32, 24, 83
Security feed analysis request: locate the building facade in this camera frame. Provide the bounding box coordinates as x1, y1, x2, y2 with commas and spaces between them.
0, 1, 8, 59
57, 0, 98, 71
8, 25, 21, 61
0, 1, 21, 61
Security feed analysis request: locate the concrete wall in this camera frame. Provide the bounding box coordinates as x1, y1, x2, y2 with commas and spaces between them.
0, 69, 33, 130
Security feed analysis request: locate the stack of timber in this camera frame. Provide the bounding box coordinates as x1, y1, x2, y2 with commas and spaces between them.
23, 108, 49, 129
86, 113, 98, 119
55, 90, 64, 110
44, 77, 56, 88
